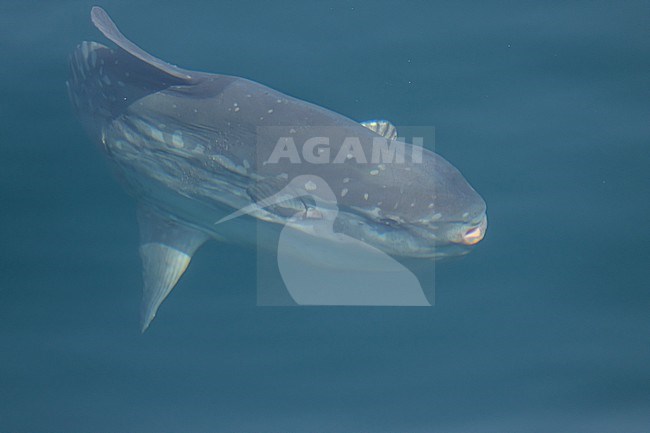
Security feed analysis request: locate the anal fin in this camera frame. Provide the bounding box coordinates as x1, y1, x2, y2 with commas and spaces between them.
137, 207, 208, 332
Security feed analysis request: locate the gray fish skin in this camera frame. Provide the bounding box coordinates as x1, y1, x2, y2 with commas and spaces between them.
68, 7, 486, 257
67, 7, 487, 329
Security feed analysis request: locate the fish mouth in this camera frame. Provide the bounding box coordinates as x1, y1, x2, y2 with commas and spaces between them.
458, 214, 488, 245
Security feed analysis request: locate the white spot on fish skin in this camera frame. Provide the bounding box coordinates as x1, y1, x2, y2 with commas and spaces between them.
246, 94, 252, 98
378, 164, 386, 171
432, 213, 442, 221
243, 159, 250, 169
193, 108, 198, 113
150, 127, 164, 142
259, 116, 264, 120
428, 203, 434, 209
304, 180, 317, 191
341, 188, 349, 197
289, 128, 297, 134
172, 104, 177, 109
234, 107, 240, 112
364, 193, 369, 200
267, 109, 274, 113
346, 153, 353, 159
233, 102, 238, 107
171, 131, 184, 148
370, 169, 379, 176
462, 212, 470, 219
276, 99, 282, 103
343, 177, 350, 183
410, 203, 415, 207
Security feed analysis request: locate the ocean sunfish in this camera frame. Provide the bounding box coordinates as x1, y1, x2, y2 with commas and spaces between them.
67, 7, 488, 330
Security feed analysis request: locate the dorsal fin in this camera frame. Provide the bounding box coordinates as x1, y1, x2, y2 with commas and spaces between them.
68, 8, 197, 125
137, 208, 208, 332
91, 6, 193, 82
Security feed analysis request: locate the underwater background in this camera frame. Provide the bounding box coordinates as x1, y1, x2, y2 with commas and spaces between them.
1, 0, 650, 431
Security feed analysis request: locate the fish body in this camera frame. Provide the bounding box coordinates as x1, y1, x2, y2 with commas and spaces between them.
68, 7, 488, 330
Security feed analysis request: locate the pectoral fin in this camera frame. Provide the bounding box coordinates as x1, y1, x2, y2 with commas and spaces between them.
137, 208, 208, 332
361, 120, 398, 140
218, 176, 321, 225
246, 177, 313, 218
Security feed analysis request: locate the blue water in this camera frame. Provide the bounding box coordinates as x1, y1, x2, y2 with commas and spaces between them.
2, 1, 650, 431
